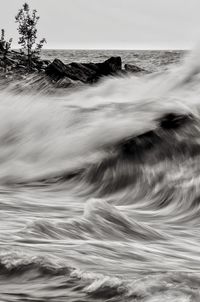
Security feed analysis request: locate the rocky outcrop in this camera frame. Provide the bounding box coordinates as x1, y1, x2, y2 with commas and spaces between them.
45, 60, 97, 83
124, 63, 145, 73
0, 47, 148, 90
97, 56, 122, 75
0, 48, 50, 74
45, 59, 66, 80
45, 56, 122, 84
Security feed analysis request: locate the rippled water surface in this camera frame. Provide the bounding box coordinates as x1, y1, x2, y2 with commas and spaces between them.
41, 49, 185, 72
1, 49, 200, 301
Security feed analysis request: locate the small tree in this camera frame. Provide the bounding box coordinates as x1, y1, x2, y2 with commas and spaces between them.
15, 2, 46, 70
0, 29, 12, 72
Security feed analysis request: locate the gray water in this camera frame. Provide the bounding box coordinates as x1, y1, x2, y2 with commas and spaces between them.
1, 49, 200, 302
41, 49, 185, 72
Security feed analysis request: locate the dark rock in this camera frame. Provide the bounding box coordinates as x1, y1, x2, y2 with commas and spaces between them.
82, 62, 100, 72
45, 59, 95, 82
81, 57, 122, 77
92, 56, 122, 80
67, 62, 97, 83
45, 56, 122, 83
124, 63, 145, 73
45, 59, 68, 81
101, 56, 122, 74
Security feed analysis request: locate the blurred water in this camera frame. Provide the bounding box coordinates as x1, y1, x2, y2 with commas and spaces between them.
0, 49, 200, 301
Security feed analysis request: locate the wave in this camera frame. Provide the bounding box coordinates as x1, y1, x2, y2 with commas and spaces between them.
0, 252, 71, 278
2, 49, 200, 301
0, 72, 198, 185
23, 198, 164, 241
1, 251, 200, 302
1, 49, 200, 229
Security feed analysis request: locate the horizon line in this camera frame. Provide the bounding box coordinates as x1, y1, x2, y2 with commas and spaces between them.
12, 47, 191, 51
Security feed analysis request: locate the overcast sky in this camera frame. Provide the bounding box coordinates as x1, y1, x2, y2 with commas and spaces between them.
0, 0, 200, 49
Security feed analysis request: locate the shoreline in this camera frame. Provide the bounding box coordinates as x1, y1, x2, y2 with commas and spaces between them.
0, 48, 147, 92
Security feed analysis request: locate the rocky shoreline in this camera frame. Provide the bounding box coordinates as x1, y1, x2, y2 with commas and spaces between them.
0, 46, 146, 91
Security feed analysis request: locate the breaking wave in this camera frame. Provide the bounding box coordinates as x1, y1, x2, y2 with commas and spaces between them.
2, 48, 200, 301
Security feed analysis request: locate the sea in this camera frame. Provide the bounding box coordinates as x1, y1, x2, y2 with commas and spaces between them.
1, 49, 200, 302
41, 49, 185, 72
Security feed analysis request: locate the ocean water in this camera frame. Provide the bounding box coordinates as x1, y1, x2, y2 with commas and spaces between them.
41, 49, 185, 72
1, 49, 200, 301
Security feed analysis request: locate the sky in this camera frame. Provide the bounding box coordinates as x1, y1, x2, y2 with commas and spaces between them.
0, 0, 200, 49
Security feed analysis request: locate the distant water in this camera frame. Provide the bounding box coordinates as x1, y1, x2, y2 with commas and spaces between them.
1, 49, 200, 302
41, 49, 185, 72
